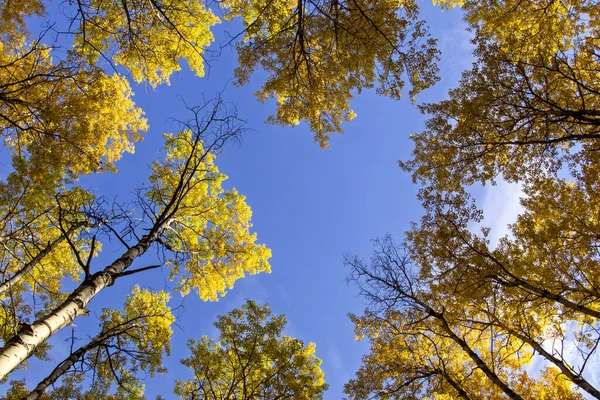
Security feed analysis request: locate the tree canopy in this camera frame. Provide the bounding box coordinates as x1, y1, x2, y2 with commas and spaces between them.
401, 0, 600, 195
223, 0, 439, 147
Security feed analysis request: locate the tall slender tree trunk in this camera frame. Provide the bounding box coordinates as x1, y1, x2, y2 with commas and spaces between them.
0, 220, 169, 379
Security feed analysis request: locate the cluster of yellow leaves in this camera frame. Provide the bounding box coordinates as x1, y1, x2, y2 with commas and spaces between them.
223, 0, 439, 147
71, 0, 219, 86
404, 0, 600, 195
345, 234, 589, 399
507, 175, 600, 306
431, 0, 464, 10
1, 47, 146, 193
175, 300, 327, 399
433, 0, 600, 62
460, 0, 599, 61
403, 174, 600, 378
87, 286, 175, 397
0, 0, 44, 40
148, 131, 272, 301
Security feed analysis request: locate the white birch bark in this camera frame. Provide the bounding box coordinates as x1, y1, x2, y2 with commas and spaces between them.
0, 224, 167, 379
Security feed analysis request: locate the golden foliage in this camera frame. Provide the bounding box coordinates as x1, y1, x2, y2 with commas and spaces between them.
345, 236, 590, 399
379, 1, 600, 399
71, 0, 219, 86
224, 0, 439, 147
148, 130, 272, 301
175, 300, 328, 399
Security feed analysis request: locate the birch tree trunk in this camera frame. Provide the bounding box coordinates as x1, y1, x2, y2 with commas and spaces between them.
0, 222, 168, 379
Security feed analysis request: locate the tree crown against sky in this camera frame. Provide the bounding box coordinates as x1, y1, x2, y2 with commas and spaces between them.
174, 300, 327, 400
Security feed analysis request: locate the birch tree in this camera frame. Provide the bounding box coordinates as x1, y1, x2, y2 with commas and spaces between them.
0, 97, 271, 380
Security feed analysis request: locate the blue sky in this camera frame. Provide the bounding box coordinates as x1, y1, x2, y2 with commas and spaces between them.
123, 3, 473, 397
2, 2, 520, 398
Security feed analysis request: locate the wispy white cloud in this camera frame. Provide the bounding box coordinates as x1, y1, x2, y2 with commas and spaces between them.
476, 180, 523, 246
